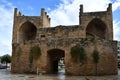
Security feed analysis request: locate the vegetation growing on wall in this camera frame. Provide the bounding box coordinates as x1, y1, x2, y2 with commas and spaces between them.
29, 45, 41, 70
92, 49, 99, 75
30, 45, 41, 59
92, 50, 99, 63
70, 46, 86, 63
15, 46, 21, 61
90, 37, 99, 43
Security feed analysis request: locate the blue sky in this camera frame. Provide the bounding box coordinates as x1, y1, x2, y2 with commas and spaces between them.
0, 0, 120, 56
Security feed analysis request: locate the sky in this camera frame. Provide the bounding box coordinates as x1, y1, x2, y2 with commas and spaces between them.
0, 0, 120, 56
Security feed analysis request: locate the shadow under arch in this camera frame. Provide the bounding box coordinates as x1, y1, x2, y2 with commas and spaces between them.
86, 18, 107, 39
47, 49, 65, 74
19, 21, 37, 42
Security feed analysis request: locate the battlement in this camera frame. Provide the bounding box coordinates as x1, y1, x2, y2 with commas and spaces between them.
41, 8, 51, 27
13, 8, 51, 30
107, 3, 112, 12
14, 8, 24, 16
41, 8, 50, 20
80, 3, 112, 16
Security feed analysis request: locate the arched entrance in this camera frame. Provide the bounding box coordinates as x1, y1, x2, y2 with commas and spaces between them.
19, 21, 37, 42
47, 49, 65, 74
86, 18, 107, 39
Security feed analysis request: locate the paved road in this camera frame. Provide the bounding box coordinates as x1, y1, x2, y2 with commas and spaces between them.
0, 69, 120, 80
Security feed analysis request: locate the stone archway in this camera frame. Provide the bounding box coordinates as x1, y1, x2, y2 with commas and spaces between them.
86, 18, 107, 39
19, 21, 37, 42
47, 49, 65, 74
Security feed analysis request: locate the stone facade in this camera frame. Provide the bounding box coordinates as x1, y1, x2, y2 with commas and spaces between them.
11, 4, 118, 75
118, 41, 120, 63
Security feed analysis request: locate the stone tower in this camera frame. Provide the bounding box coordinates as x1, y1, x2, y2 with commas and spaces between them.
79, 3, 113, 40
11, 4, 117, 75
12, 8, 50, 44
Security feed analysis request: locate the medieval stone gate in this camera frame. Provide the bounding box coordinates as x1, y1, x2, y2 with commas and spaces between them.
11, 4, 118, 75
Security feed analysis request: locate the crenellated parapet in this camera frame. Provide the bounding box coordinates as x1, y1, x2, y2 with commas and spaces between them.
107, 3, 112, 12
41, 8, 51, 27
14, 8, 24, 17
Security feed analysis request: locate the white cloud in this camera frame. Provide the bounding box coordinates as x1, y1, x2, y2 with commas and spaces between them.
0, 0, 14, 56
113, 20, 120, 41
49, 0, 111, 26
112, 0, 120, 11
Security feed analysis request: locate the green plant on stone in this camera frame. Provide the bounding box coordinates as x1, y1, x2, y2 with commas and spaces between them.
15, 47, 21, 61
79, 47, 85, 62
92, 49, 99, 75
30, 45, 41, 60
29, 45, 41, 72
92, 50, 99, 63
70, 46, 86, 63
29, 45, 41, 69
17, 47, 21, 57
90, 37, 96, 42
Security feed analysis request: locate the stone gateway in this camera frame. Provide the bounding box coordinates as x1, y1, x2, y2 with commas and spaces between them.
11, 4, 118, 75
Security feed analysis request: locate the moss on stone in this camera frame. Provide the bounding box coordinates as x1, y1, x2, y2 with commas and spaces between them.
70, 46, 86, 63
92, 50, 99, 63
30, 45, 41, 60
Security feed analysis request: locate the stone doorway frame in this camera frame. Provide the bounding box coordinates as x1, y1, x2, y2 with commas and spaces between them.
47, 48, 65, 74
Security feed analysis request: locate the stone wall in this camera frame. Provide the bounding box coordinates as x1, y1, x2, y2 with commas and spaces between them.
11, 38, 117, 75
65, 38, 117, 75
38, 25, 85, 40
